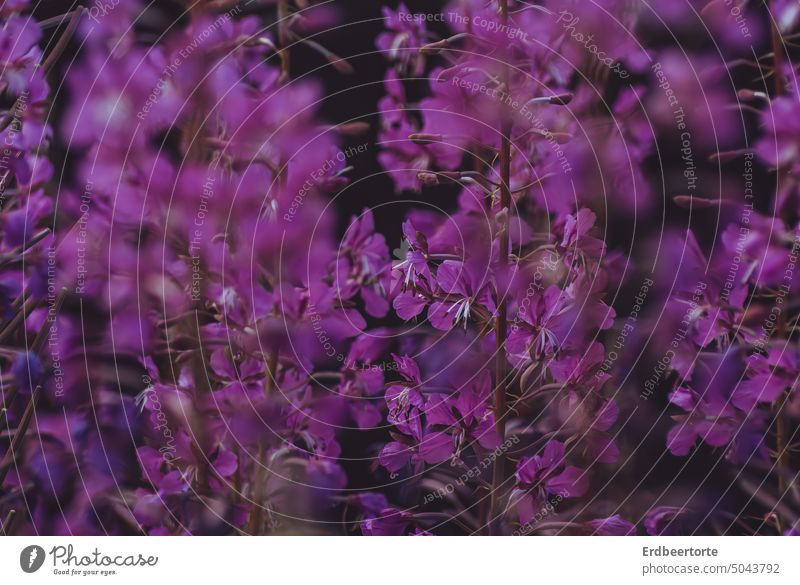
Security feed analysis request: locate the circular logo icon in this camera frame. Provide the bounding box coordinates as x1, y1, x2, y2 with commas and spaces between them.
20, 545, 46, 573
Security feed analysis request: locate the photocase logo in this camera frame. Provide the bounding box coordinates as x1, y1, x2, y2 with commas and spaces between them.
20, 545, 46, 573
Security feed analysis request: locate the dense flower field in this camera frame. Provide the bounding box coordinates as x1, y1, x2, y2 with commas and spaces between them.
0, 0, 799, 536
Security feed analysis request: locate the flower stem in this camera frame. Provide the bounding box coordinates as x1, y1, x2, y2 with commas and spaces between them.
769, 0, 791, 530
265, 345, 279, 397
0, 509, 16, 535
489, 0, 512, 535
775, 390, 789, 517
770, 0, 785, 96
277, 0, 292, 83
40, 7, 84, 74
0, 386, 41, 486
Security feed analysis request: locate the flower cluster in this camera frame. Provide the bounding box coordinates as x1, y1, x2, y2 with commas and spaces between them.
371, 0, 643, 534
0, 0, 798, 537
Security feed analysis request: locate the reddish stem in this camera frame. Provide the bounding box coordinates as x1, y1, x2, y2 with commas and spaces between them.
769, 0, 790, 528
489, 0, 512, 535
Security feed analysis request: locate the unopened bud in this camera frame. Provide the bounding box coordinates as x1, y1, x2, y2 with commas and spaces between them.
549, 93, 573, 105
420, 40, 448, 55
336, 122, 370, 136
737, 89, 768, 102
673, 195, 720, 209
417, 172, 440, 186
709, 149, 750, 163
328, 55, 354, 75
409, 133, 444, 144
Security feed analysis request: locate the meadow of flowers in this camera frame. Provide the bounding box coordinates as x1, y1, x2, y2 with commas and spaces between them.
0, 0, 798, 536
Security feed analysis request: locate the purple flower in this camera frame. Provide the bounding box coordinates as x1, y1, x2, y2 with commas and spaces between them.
0, 15, 42, 95
511, 441, 589, 524
774, 0, 800, 32
507, 285, 614, 367
733, 348, 798, 410
558, 389, 620, 464
376, 71, 434, 191
586, 515, 636, 535
424, 369, 500, 457
376, 4, 428, 75
12, 351, 42, 394
559, 208, 606, 266
666, 352, 747, 456
384, 353, 427, 426
721, 217, 800, 290
335, 209, 391, 318
361, 507, 414, 536
378, 413, 453, 473
339, 336, 388, 429
427, 260, 495, 331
